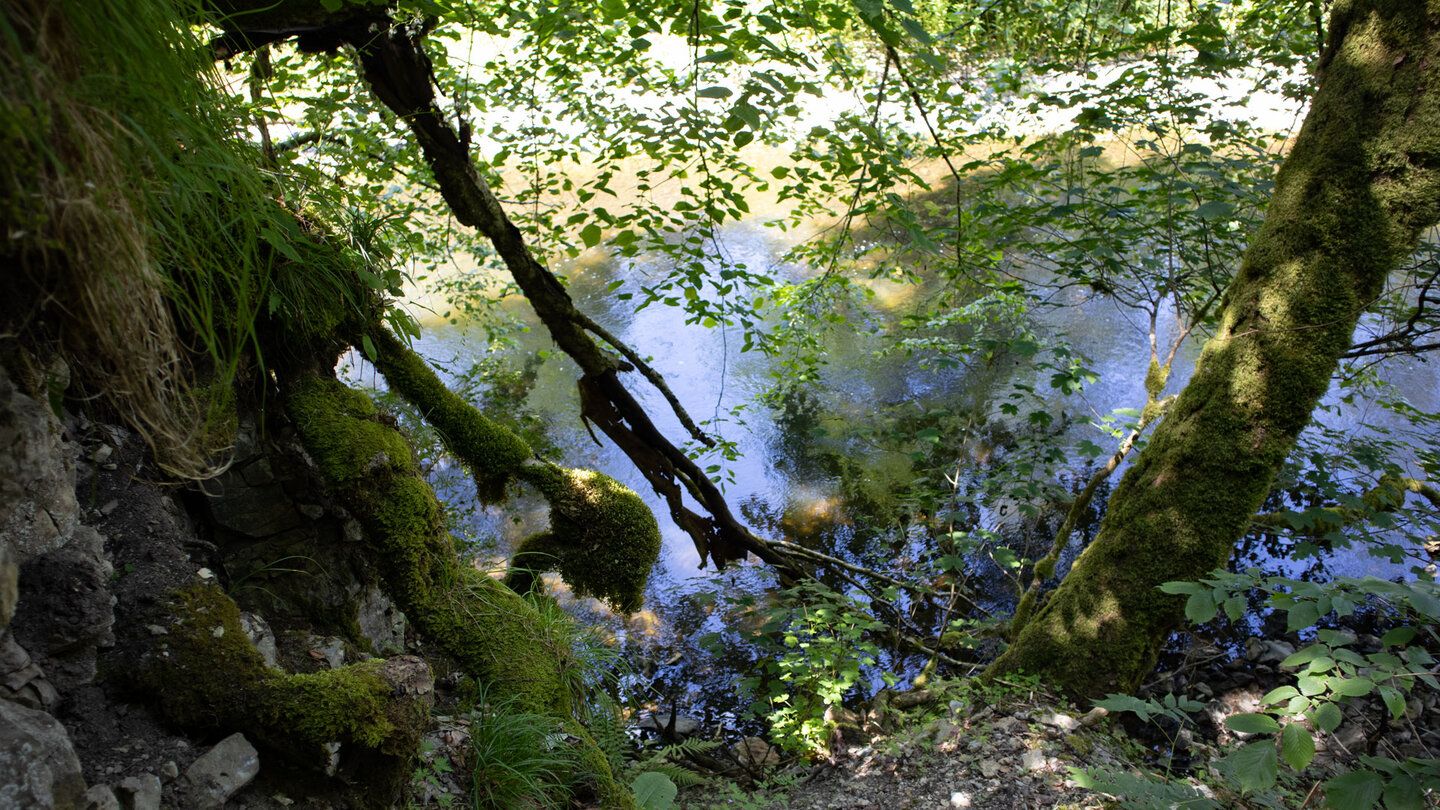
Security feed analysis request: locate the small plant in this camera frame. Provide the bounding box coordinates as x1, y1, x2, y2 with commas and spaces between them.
1069, 692, 1220, 809
736, 581, 896, 758
408, 739, 459, 809
466, 689, 574, 810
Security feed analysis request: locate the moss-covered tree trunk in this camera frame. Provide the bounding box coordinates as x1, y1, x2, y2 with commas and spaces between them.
988, 0, 1440, 697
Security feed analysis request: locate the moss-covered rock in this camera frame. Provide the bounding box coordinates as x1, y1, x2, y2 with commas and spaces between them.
138, 585, 426, 805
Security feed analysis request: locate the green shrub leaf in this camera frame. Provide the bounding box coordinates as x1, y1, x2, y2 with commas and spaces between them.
1324, 770, 1384, 810
1224, 741, 1278, 793
1280, 723, 1314, 770
632, 771, 678, 810
1226, 713, 1281, 734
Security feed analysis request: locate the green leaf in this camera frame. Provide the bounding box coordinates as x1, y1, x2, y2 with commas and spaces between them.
580, 223, 603, 248
1286, 600, 1321, 632
1377, 686, 1406, 721
1224, 741, 1278, 792
1280, 723, 1315, 770
898, 16, 933, 44
1195, 200, 1234, 221
360, 334, 377, 362
1262, 686, 1299, 704
697, 86, 733, 99
1185, 591, 1218, 623
1324, 770, 1384, 810
1297, 675, 1326, 696
1332, 676, 1375, 697
1382, 774, 1424, 810
1159, 581, 1200, 595
733, 101, 763, 131
631, 771, 678, 810
1310, 702, 1343, 732
1223, 595, 1246, 621
1225, 713, 1281, 734
1380, 627, 1416, 647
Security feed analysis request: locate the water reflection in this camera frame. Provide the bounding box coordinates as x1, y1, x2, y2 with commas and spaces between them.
406, 213, 1440, 732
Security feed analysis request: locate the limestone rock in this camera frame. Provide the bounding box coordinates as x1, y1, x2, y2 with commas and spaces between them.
730, 737, 781, 770
0, 368, 79, 563
205, 479, 304, 538
176, 733, 260, 810
0, 698, 88, 809
0, 631, 59, 709
82, 785, 119, 810
638, 711, 701, 737
237, 612, 278, 669
12, 525, 115, 692
115, 774, 161, 810
355, 585, 406, 655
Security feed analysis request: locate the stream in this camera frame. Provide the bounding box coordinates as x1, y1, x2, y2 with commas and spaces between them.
372, 208, 1440, 736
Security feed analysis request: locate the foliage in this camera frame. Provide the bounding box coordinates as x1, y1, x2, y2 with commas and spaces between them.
466, 688, 576, 810
734, 580, 896, 758
1163, 570, 1440, 808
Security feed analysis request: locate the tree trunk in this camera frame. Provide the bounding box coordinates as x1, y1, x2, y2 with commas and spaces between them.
988, 0, 1440, 697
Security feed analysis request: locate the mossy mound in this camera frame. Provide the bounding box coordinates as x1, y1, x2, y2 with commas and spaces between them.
514, 463, 662, 615
138, 585, 425, 802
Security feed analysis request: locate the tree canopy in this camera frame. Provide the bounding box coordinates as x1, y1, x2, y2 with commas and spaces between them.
5, 0, 1440, 805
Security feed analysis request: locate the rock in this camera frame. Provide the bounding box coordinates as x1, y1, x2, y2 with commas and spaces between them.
1021, 748, 1052, 772
0, 367, 80, 563
176, 733, 260, 810
0, 698, 88, 809
159, 762, 178, 782
638, 712, 701, 738
978, 759, 1002, 778
355, 586, 406, 656
1245, 638, 1295, 666
1041, 712, 1078, 732
730, 737, 781, 770
12, 526, 115, 692
205, 479, 304, 538
237, 612, 278, 669
1079, 706, 1108, 727
0, 631, 59, 709
115, 774, 161, 810
300, 633, 345, 671
83, 785, 119, 810
950, 791, 972, 807
379, 655, 434, 705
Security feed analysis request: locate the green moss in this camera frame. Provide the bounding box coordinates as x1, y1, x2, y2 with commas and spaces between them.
514, 462, 662, 615
139, 585, 421, 779
284, 376, 412, 484
361, 325, 531, 502
256, 663, 395, 749
277, 371, 639, 801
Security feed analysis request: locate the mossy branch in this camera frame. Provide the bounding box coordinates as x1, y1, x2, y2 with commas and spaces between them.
279, 370, 637, 808
1251, 474, 1440, 535
358, 323, 531, 503
346, 20, 780, 571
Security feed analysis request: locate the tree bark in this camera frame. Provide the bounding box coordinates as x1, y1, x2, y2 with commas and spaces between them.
988, 0, 1440, 697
